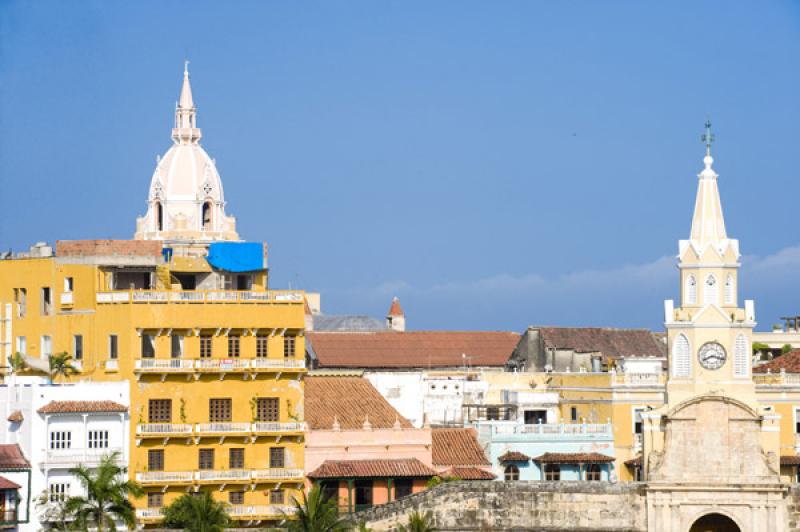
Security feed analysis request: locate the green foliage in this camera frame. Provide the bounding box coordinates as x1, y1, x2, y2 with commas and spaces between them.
357, 521, 373, 532
425, 476, 443, 489
782, 344, 794, 354
752, 342, 770, 354
285, 485, 353, 532
162, 491, 231, 532
396, 511, 436, 532
48, 352, 78, 383
8, 352, 27, 373
65, 451, 143, 532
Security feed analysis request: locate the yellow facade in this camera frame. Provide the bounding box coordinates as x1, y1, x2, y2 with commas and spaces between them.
0, 250, 306, 526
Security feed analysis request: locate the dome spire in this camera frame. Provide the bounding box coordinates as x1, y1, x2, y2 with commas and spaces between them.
172, 62, 201, 145
689, 119, 727, 250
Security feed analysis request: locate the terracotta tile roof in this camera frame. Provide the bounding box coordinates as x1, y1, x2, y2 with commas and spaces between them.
441, 467, 495, 480
305, 377, 412, 430
7, 411, 22, 423
624, 455, 642, 467
308, 331, 520, 369
498, 451, 531, 462
37, 400, 127, 415
0, 476, 20, 490
0, 445, 30, 470
753, 350, 800, 373
781, 455, 800, 465
532, 452, 615, 464
538, 327, 666, 359
387, 297, 404, 317
308, 458, 436, 479
431, 428, 490, 467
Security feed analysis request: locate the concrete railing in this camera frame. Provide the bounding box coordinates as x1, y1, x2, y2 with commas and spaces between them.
43, 447, 124, 465
136, 423, 193, 435
137, 422, 304, 437
97, 290, 304, 304
136, 508, 164, 519
136, 471, 194, 483
136, 359, 195, 371
60, 293, 73, 305
228, 505, 293, 518
612, 372, 665, 386
136, 469, 302, 484
754, 369, 800, 386
251, 468, 304, 480
195, 359, 250, 371
195, 469, 251, 482
134, 358, 306, 372
252, 422, 304, 433
195, 422, 251, 434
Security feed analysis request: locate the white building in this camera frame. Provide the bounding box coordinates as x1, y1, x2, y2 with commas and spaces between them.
0, 378, 130, 531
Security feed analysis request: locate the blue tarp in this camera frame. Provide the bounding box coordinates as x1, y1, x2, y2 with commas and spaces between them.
206, 242, 265, 272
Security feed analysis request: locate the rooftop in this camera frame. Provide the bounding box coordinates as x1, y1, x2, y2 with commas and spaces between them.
305, 376, 412, 430
532, 452, 615, 464
37, 400, 128, 415
308, 458, 437, 479
440, 466, 495, 480
536, 327, 666, 359
0, 445, 30, 470
308, 331, 520, 369
753, 350, 800, 373
431, 428, 490, 467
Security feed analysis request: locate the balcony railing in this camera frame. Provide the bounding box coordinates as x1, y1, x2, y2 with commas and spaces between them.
137, 422, 304, 439
195, 469, 251, 482
0, 510, 18, 524
60, 292, 73, 306
97, 290, 304, 305
134, 358, 306, 373
104, 359, 119, 371
754, 369, 800, 386
251, 468, 304, 481
43, 447, 124, 465
229, 505, 293, 518
612, 372, 665, 386
137, 423, 194, 435
136, 469, 302, 484
136, 508, 163, 520
252, 422, 304, 433
477, 422, 614, 440
136, 471, 194, 484
195, 422, 252, 435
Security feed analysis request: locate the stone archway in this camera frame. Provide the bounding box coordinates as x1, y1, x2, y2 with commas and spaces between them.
689, 513, 741, 532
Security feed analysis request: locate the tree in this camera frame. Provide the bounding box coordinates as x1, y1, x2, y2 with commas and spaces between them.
48, 352, 78, 383
782, 344, 794, 355
35, 489, 74, 531
64, 451, 142, 532
162, 491, 230, 532
8, 352, 27, 373
396, 511, 436, 532
285, 485, 353, 532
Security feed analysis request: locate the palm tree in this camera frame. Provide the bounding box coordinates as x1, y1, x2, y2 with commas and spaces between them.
8, 352, 27, 373
396, 511, 436, 532
65, 451, 142, 532
48, 352, 78, 383
285, 485, 353, 532
162, 491, 230, 532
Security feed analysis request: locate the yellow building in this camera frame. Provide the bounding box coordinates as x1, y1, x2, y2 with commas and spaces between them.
0, 66, 306, 527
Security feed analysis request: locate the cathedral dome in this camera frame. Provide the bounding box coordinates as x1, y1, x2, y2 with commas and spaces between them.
135, 64, 238, 242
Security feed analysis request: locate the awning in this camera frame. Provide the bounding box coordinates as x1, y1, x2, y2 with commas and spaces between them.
532, 452, 615, 464
206, 242, 265, 272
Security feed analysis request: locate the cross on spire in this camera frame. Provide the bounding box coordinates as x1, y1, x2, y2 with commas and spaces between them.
702, 119, 714, 156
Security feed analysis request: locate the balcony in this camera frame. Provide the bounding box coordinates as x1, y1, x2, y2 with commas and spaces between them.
195, 422, 251, 437
135, 359, 195, 373
229, 504, 293, 519
612, 372, 666, 387
195, 469, 251, 483
195, 359, 250, 372
475, 422, 614, 442
251, 358, 306, 371
136, 471, 194, 485
252, 422, 304, 434
42, 447, 124, 466
60, 292, 73, 306
251, 468, 304, 481
96, 290, 303, 305
136, 508, 163, 521
137, 423, 193, 438
0, 510, 18, 525
104, 359, 119, 371
754, 369, 800, 387
134, 358, 306, 379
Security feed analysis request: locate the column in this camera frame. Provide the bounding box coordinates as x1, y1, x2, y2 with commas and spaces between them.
346, 479, 353, 514
387, 478, 393, 502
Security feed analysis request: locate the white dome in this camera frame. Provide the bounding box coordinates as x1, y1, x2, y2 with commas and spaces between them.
135, 66, 238, 242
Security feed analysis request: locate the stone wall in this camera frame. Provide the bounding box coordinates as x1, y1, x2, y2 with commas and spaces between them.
359, 481, 647, 531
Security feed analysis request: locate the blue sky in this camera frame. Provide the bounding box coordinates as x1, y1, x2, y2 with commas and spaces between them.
1, 1, 799, 331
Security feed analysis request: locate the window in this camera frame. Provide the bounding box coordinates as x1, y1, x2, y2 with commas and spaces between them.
725, 274, 734, 305
734, 334, 749, 377
269, 489, 285, 504
321, 482, 338, 504
109, 334, 118, 359
283, 335, 295, 358
73, 335, 83, 360
14, 288, 26, 318
148, 399, 172, 423
49, 483, 69, 502
156, 202, 163, 231
570, 407, 578, 422
355, 480, 373, 508
685, 275, 697, 305
229, 491, 244, 505
704, 274, 718, 305
148, 450, 164, 471
795, 408, 800, 435
256, 335, 269, 358
586, 464, 601, 481
524, 410, 547, 425
41, 287, 52, 315
200, 336, 212, 359
229, 448, 244, 469
15, 336, 26, 356
147, 492, 163, 508
228, 335, 240, 358
50, 431, 72, 450
41, 335, 52, 358
199, 449, 215, 470
269, 447, 285, 468
209, 399, 232, 422
171, 334, 184, 358
88, 430, 109, 449
256, 398, 279, 422
202, 202, 212, 231
64, 277, 73, 292
543, 463, 560, 481
504, 464, 520, 481
486, 406, 500, 420
671, 334, 690, 378
394, 479, 413, 499
633, 409, 644, 435
141, 334, 155, 358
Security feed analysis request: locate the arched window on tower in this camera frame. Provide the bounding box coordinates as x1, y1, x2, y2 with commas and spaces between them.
686, 275, 697, 305
734, 334, 748, 377
672, 334, 690, 378
202, 201, 212, 231
724, 274, 734, 305
155, 202, 164, 232
704, 274, 718, 306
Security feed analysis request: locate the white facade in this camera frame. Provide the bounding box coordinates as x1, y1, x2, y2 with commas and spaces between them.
0, 378, 130, 531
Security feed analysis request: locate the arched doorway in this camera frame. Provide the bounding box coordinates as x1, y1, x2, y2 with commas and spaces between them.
689, 513, 740, 532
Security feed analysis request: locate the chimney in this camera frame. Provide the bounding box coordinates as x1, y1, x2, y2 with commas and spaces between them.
386, 296, 405, 332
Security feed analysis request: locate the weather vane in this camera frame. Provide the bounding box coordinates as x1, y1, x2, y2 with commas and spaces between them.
701, 119, 714, 154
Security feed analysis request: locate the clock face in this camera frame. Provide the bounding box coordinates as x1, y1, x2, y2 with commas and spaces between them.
698, 342, 727, 370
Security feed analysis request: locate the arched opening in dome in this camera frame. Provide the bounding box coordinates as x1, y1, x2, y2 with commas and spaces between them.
155, 202, 163, 232
202, 201, 212, 231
